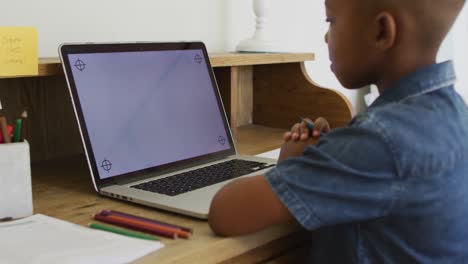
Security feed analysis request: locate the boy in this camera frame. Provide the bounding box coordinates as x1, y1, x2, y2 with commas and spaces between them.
209, 0, 468, 263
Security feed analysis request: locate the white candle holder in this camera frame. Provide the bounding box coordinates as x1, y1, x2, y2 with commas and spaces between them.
236, 0, 284, 52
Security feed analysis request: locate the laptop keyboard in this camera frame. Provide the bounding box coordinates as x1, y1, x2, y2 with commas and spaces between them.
131, 159, 274, 196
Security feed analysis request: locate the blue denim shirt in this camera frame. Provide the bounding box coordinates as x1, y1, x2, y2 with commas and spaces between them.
265, 61, 468, 263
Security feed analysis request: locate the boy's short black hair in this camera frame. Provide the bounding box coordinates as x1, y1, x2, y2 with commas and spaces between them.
362, 0, 465, 51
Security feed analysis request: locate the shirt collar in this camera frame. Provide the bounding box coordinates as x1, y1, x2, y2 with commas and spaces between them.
370, 61, 456, 108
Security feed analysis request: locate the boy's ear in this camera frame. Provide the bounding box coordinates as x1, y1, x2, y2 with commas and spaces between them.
374, 12, 397, 50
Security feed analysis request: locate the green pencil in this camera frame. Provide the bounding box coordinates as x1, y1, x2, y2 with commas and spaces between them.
89, 222, 159, 241
13, 118, 22, 142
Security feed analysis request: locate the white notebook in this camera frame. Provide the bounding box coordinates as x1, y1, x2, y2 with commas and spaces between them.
0, 214, 164, 264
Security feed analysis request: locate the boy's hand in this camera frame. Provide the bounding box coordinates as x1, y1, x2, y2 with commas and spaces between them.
278, 140, 310, 163
283, 117, 330, 142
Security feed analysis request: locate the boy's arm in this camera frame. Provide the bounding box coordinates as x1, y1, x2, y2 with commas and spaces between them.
209, 140, 310, 236
208, 174, 294, 236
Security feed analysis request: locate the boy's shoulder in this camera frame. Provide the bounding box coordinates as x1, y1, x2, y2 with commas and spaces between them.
361, 83, 468, 141
352, 85, 468, 176
357, 61, 467, 144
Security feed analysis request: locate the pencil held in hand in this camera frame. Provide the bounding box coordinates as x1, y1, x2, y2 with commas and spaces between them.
301, 117, 330, 138
283, 117, 330, 142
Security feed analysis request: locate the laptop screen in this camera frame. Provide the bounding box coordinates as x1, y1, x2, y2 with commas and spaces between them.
65, 48, 232, 180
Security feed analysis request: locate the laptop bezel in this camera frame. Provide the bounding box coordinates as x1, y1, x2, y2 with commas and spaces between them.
60, 42, 236, 191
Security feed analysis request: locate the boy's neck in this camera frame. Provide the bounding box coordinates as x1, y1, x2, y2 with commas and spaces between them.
375, 50, 438, 94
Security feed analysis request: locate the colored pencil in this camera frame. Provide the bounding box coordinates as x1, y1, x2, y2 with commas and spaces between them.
12, 118, 22, 142
105, 210, 193, 233
19, 109, 27, 142
299, 117, 325, 137
0, 116, 11, 143
89, 222, 159, 241
97, 212, 191, 239
94, 213, 178, 239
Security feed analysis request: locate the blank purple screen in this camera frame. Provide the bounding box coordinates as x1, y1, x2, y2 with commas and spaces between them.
68, 50, 231, 179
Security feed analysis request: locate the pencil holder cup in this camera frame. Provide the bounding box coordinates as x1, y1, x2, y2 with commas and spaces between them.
0, 140, 33, 219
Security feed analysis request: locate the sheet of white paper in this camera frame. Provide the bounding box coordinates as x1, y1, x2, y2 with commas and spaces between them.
255, 148, 280, 160
0, 214, 164, 264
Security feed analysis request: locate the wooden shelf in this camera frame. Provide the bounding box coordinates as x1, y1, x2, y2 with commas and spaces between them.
209, 53, 314, 67
38, 57, 63, 76
1, 53, 314, 79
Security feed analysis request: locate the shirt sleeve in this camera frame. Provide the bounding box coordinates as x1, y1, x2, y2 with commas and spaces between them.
264, 119, 398, 230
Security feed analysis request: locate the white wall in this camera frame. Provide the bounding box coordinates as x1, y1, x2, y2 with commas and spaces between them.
437, 3, 468, 103
0, 0, 228, 56
452, 4, 468, 103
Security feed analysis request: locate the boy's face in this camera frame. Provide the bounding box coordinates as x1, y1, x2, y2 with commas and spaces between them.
325, 0, 378, 89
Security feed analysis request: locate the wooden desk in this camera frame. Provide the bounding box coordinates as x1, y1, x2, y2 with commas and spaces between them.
32, 132, 308, 264
1, 53, 353, 263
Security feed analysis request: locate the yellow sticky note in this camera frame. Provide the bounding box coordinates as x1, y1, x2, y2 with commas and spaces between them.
0, 27, 38, 77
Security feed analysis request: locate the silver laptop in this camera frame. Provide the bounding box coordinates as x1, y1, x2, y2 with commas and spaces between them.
59, 42, 276, 219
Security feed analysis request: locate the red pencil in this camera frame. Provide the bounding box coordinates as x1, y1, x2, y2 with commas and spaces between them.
96, 212, 191, 238
100, 213, 191, 239
0, 117, 11, 144
94, 213, 178, 239
104, 210, 193, 233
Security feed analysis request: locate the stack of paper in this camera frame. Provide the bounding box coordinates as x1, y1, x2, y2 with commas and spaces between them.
0, 214, 164, 264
